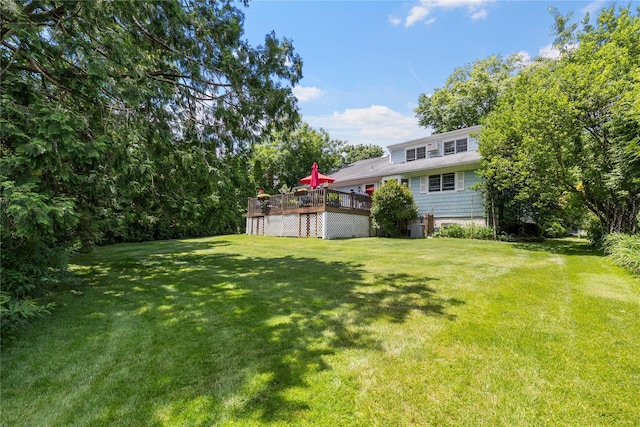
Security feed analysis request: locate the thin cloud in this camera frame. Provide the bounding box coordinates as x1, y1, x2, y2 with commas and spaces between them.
408, 62, 429, 91
293, 86, 324, 102
582, 0, 606, 16
471, 9, 487, 20
388, 15, 402, 26
403, 0, 494, 28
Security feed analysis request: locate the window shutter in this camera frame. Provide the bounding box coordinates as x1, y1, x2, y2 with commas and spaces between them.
420, 176, 427, 193
456, 172, 465, 191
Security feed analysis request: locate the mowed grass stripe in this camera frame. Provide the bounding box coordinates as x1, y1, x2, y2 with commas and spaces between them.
1, 236, 638, 426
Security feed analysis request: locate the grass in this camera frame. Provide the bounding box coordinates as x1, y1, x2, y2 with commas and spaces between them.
1, 236, 639, 426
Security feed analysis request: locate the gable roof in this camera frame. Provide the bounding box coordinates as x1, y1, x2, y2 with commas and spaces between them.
386, 125, 482, 150
329, 156, 393, 184
330, 150, 481, 185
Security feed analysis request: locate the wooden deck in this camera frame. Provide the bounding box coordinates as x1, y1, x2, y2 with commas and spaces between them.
247, 188, 371, 217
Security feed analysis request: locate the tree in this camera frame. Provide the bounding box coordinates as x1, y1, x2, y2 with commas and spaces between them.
414, 55, 518, 133
342, 144, 384, 165
370, 180, 419, 237
479, 5, 640, 236
1, 0, 301, 335
249, 123, 344, 193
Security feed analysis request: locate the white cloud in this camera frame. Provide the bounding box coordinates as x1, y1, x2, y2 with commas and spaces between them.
292, 86, 324, 102
512, 50, 532, 68
538, 44, 561, 60
470, 9, 487, 20
388, 15, 401, 26
404, 0, 494, 27
405, 4, 431, 27
306, 105, 429, 149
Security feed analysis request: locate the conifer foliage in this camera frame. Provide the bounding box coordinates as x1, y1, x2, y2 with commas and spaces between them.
0, 0, 302, 335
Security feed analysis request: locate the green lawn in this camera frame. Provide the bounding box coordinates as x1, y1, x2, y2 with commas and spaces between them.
2, 236, 639, 426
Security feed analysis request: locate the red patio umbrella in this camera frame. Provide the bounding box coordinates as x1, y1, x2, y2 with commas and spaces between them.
310, 162, 319, 188
299, 162, 335, 188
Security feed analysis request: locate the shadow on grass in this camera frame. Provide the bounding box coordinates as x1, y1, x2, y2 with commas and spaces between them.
58, 241, 462, 424
511, 238, 602, 257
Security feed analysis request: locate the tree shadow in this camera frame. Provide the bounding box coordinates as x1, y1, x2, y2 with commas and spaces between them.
511, 238, 602, 257
57, 241, 464, 424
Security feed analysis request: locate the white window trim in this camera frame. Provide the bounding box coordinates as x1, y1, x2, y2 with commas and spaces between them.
426, 172, 465, 193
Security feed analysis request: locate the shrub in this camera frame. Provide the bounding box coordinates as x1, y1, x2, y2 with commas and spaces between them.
603, 233, 640, 275
543, 221, 567, 238
586, 215, 605, 247
470, 225, 495, 240
435, 224, 465, 238
1, 292, 56, 341
434, 224, 495, 240
370, 181, 418, 238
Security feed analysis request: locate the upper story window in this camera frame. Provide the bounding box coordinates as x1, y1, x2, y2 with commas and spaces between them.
406, 146, 427, 162
443, 138, 468, 156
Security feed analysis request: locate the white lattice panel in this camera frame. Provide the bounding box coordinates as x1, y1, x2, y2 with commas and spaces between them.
298, 214, 322, 237
324, 212, 370, 239
246, 217, 265, 235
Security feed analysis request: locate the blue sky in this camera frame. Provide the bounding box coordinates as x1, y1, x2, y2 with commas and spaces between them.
242, 0, 616, 150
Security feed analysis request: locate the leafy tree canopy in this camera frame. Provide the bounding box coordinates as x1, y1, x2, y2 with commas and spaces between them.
342, 144, 385, 166
249, 123, 344, 193
479, 5, 640, 235
414, 54, 518, 133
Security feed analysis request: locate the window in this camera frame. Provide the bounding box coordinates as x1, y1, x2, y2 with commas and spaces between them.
428, 175, 441, 192
427, 172, 464, 192
456, 138, 468, 153
401, 178, 409, 187
407, 146, 426, 162
443, 138, 468, 155
442, 173, 455, 191
443, 140, 455, 155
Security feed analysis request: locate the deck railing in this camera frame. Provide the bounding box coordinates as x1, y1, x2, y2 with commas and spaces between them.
247, 188, 372, 216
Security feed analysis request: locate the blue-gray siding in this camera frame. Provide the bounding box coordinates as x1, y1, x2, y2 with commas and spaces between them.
411, 170, 484, 218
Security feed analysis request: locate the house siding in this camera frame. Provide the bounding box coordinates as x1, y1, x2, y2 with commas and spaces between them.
411, 170, 484, 219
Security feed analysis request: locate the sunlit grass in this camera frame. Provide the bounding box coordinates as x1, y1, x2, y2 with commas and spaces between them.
1, 236, 639, 426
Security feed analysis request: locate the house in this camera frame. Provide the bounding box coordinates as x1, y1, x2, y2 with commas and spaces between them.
245, 125, 485, 239
330, 125, 485, 230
